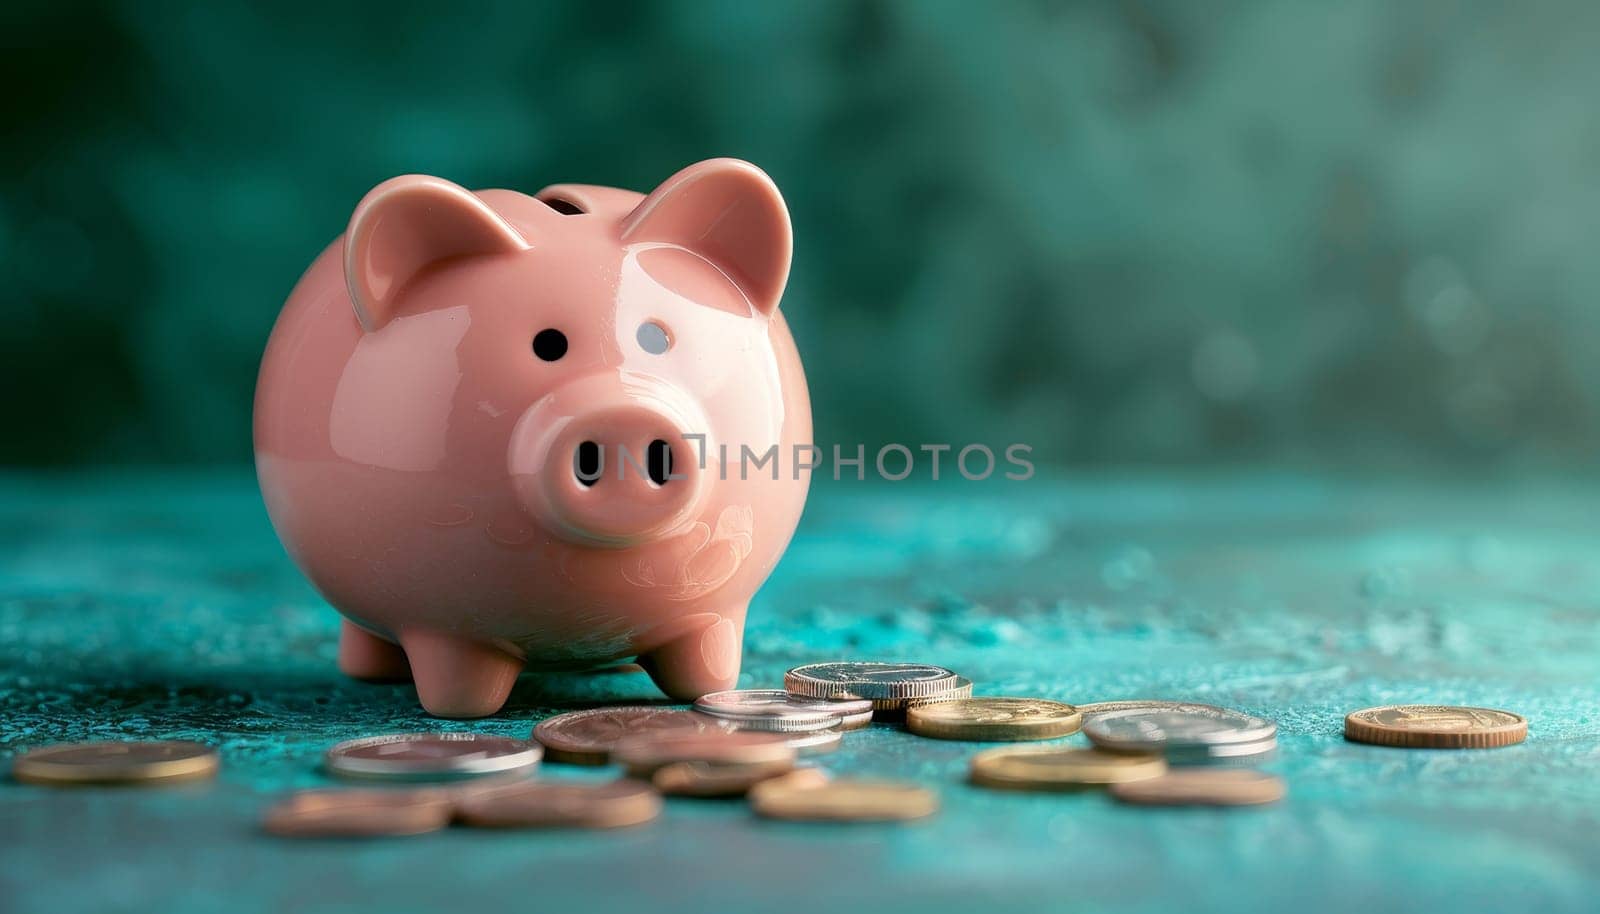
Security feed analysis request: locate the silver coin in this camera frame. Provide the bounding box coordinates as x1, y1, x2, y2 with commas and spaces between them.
695, 690, 873, 732
869, 677, 973, 713
1084, 707, 1277, 754
782, 725, 844, 755
325, 733, 542, 781
1076, 700, 1227, 720
1165, 735, 1279, 764
785, 662, 960, 702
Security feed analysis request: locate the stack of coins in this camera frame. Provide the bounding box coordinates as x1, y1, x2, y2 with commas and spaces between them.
784, 661, 972, 715
695, 689, 873, 731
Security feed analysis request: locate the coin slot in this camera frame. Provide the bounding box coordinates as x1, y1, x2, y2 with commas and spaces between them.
541, 196, 586, 215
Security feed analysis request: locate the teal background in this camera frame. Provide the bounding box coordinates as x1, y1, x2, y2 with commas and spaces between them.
6, 4, 1600, 913
6, 0, 1600, 469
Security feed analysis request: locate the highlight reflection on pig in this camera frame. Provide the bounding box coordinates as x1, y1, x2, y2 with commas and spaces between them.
254, 159, 811, 718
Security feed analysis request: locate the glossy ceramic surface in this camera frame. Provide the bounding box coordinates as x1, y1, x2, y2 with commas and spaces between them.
254, 159, 811, 717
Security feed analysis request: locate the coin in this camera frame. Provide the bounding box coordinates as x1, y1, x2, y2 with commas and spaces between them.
906, 697, 1083, 741
612, 729, 796, 776
1076, 700, 1227, 719
1344, 705, 1527, 749
969, 747, 1167, 790
869, 677, 974, 715
263, 789, 453, 837
695, 689, 874, 731
1083, 706, 1277, 757
11, 741, 219, 786
533, 708, 734, 765
324, 733, 542, 781
1110, 770, 1287, 806
749, 779, 938, 822
758, 766, 831, 791
1167, 736, 1279, 764
782, 725, 844, 755
651, 760, 802, 797
454, 780, 662, 829
784, 662, 962, 707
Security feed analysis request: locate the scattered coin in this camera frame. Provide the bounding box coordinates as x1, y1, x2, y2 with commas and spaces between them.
324, 733, 542, 781
969, 747, 1167, 791
1169, 736, 1279, 764
785, 661, 967, 710
1110, 770, 1287, 806
781, 725, 844, 755
695, 689, 874, 731
1076, 700, 1227, 719
651, 760, 799, 797
263, 789, 453, 837
612, 730, 796, 777
1083, 706, 1277, 761
1344, 705, 1527, 749
11, 741, 220, 786
533, 708, 733, 765
749, 779, 938, 822
906, 697, 1083, 741
758, 766, 831, 792
455, 780, 662, 829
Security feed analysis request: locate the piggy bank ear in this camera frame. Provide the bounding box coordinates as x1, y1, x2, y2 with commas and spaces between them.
621, 159, 792, 316
344, 175, 529, 332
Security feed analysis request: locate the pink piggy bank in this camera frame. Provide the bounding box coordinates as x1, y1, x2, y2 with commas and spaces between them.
254, 158, 811, 718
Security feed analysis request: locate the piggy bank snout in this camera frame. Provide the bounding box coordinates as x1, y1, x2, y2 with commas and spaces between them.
509, 388, 707, 547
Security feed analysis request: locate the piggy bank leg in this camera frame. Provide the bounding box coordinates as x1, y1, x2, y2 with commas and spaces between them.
337, 620, 412, 682
639, 613, 744, 700
398, 629, 524, 718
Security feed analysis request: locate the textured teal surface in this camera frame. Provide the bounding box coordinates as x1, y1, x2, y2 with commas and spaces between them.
3, 472, 1599, 913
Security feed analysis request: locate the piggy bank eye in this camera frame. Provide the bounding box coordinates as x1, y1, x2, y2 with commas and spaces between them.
636, 321, 671, 355
532, 329, 568, 361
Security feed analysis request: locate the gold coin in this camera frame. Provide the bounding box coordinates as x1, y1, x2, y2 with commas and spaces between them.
263, 789, 452, 837
1110, 770, 1286, 806
1344, 705, 1527, 749
969, 746, 1166, 791
454, 779, 662, 829
650, 759, 804, 797
11, 741, 220, 786
749, 779, 938, 822
907, 697, 1082, 741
